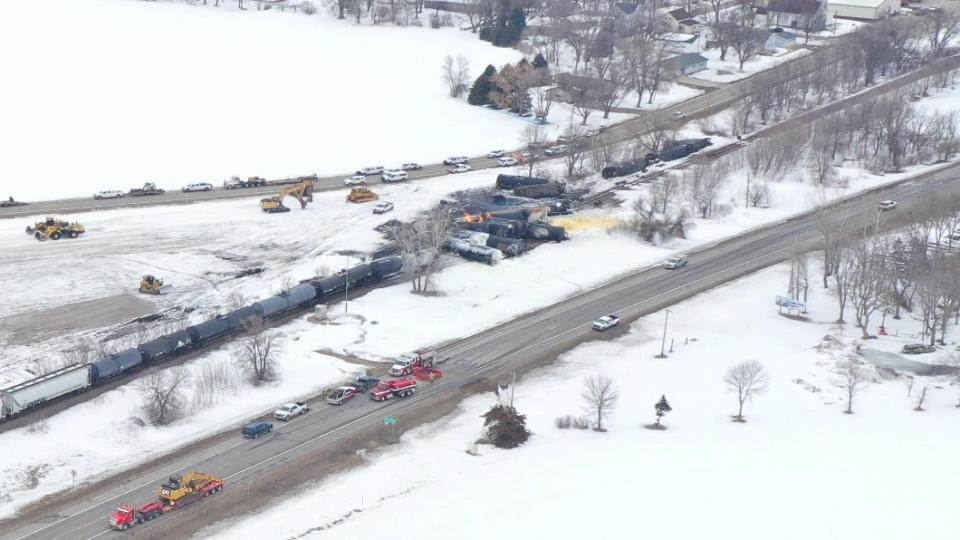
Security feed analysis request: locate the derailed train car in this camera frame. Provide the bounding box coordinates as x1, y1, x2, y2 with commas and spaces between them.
495, 174, 550, 190
444, 238, 503, 265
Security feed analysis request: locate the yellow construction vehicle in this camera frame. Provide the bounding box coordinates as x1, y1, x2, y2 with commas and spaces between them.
25, 217, 86, 241
260, 181, 315, 213
346, 186, 379, 203
158, 473, 223, 506
139, 275, 166, 295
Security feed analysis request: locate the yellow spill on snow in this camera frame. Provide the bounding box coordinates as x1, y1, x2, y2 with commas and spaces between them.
550, 216, 623, 233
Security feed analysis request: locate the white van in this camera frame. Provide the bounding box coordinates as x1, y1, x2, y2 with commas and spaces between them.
381, 170, 409, 183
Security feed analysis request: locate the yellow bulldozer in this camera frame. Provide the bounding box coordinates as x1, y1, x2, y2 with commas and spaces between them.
139, 275, 167, 295
346, 186, 379, 203
25, 217, 86, 241
260, 181, 315, 213
158, 473, 223, 506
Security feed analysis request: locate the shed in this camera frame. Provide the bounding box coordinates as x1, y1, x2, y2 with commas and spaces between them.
765, 30, 798, 50
663, 53, 709, 77
827, 0, 892, 20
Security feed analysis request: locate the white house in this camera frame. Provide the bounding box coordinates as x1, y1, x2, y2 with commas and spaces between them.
764, 29, 798, 51
827, 0, 893, 20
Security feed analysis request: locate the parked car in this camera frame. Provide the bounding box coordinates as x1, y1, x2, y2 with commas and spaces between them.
274, 402, 309, 421
443, 156, 469, 166
487, 150, 505, 158
592, 315, 620, 331
381, 170, 409, 183
448, 164, 472, 174
344, 175, 366, 186
902, 343, 935, 354
94, 190, 124, 200
401, 162, 422, 171
358, 166, 384, 176
497, 156, 518, 167
241, 421, 273, 439
373, 201, 395, 214
182, 182, 213, 192
663, 254, 689, 269
879, 200, 898, 211
544, 145, 567, 156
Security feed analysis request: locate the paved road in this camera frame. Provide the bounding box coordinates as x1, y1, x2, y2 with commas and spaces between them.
6, 160, 959, 540
0, 45, 850, 220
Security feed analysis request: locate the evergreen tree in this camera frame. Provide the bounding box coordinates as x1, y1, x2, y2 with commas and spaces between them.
654, 395, 672, 425
532, 53, 548, 69
482, 404, 532, 449
467, 64, 497, 106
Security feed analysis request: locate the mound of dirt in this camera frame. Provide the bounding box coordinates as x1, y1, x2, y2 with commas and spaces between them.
0, 294, 155, 345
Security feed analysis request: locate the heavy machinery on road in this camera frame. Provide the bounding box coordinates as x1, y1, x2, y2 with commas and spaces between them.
225, 176, 267, 189
25, 217, 85, 241
260, 181, 314, 213
139, 275, 166, 295
128, 182, 166, 196
346, 186, 379, 203
108, 472, 224, 530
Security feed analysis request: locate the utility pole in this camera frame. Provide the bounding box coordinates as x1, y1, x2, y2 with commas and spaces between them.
344, 255, 350, 314
656, 309, 671, 358
510, 371, 516, 408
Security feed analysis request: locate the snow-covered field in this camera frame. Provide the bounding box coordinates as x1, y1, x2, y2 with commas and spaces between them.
697, 47, 813, 83
203, 261, 960, 540
0, 0, 523, 201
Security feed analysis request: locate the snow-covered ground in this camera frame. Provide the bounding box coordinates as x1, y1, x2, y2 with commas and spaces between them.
696, 47, 813, 83
0, 0, 523, 201
2, 140, 957, 519
203, 260, 960, 540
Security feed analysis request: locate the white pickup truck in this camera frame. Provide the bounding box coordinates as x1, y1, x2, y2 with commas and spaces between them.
273, 401, 309, 421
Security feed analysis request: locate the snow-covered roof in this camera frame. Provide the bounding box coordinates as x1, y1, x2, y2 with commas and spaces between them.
660, 32, 699, 43
827, 0, 889, 7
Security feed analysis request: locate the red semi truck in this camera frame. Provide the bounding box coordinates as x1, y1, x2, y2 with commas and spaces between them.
109, 473, 224, 530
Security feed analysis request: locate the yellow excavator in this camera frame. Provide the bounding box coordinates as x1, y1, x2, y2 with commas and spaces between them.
158, 473, 223, 506
260, 181, 314, 213
139, 275, 166, 295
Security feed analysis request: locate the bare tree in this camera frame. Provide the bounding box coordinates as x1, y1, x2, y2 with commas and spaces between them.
238, 318, 279, 385
685, 162, 729, 219
137, 367, 190, 425
848, 244, 884, 338
832, 356, 868, 414
192, 358, 241, 410
583, 375, 618, 431
441, 54, 471, 98
519, 123, 547, 177
920, 9, 960, 57
730, 26, 765, 71
815, 208, 850, 289
723, 360, 768, 422
389, 206, 454, 294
